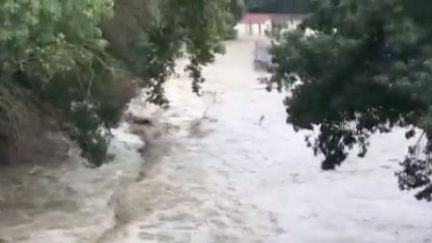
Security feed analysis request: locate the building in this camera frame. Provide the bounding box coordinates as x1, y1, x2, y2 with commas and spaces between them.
235, 13, 306, 37
235, 13, 272, 37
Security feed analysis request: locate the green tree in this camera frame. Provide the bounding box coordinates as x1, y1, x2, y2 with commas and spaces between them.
271, 0, 432, 200
0, 0, 119, 165
225, 0, 246, 39
123, 0, 230, 105
0, 0, 233, 166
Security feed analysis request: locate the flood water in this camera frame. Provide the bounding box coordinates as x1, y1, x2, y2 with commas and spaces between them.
1, 38, 432, 243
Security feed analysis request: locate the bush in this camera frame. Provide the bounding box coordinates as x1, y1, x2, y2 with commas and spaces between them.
0, 0, 234, 166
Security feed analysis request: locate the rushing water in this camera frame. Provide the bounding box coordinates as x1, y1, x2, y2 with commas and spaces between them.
1, 38, 432, 243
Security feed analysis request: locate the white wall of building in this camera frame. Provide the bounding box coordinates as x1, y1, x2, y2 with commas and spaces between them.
235, 20, 272, 37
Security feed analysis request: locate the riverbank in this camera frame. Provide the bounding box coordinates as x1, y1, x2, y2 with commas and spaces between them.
0, 95, 155, 242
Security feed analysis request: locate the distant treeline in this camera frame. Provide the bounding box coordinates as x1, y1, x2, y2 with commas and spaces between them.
244, 0, 311, 14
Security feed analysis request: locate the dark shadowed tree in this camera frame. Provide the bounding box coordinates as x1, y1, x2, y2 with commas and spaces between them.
271, 0, 432, 200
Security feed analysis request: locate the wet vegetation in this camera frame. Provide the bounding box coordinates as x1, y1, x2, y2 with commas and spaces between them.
0, 0, 242, 166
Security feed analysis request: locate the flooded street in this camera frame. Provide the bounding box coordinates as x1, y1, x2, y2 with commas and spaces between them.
1, 38, 432, 243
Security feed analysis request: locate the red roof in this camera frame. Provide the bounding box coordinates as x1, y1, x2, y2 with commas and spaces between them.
241, 13, 272, 24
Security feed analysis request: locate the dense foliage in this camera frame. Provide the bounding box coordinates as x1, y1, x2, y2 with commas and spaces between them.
127, 0, 230, 105
1, 0, 118, 165
245, 0, 311, 14
271, 0, 432, 200
0, 0, 234, 166
105, 0, 243, 105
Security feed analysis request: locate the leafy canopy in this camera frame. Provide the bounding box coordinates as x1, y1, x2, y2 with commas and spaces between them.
271, 0, 432, 200
0, 0, 117, 165
0, 0, 234, 166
